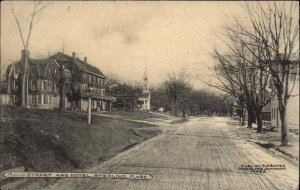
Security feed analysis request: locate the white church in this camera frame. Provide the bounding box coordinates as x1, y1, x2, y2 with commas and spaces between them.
138, 68, 151, 111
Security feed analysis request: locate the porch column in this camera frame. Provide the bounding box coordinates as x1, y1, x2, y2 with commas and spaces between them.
88, 97, 91, 125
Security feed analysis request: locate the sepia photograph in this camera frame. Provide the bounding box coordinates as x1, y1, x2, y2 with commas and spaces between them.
0, 1, 299, 189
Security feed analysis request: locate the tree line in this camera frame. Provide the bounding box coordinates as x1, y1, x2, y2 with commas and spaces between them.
151, 70, 234, 118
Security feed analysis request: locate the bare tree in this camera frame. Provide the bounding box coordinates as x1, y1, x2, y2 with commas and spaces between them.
210, 54, 249, 126
162, 69, 191, 117
10, 1, 53, 107
213, 47, 274, 132
222, 2, 299, 145
187, 90, 233, 117
102, 73, 121, 95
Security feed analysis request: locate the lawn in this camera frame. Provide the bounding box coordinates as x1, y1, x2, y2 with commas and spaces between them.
227, 119, 299, 163
101, 110, 171, 120
0, 106, 161, 172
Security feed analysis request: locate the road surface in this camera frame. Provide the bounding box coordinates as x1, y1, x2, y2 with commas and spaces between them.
46, 117, 299, 190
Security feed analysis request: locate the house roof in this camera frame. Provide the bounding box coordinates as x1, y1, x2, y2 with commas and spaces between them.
10, 58, 52, 78
262, 102, 271, 112
52, 52, 106, 78
30, 58, 52, 77
73, 59, 106, 78
7, 52, 107, 80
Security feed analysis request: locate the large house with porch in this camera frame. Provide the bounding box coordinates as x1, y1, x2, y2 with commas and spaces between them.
3, 50, 115, 111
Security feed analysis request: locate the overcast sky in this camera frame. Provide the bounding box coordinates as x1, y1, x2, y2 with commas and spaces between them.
1, 1, 255, 89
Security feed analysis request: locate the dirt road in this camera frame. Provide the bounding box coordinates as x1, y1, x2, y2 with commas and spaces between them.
46, 117, 299, 190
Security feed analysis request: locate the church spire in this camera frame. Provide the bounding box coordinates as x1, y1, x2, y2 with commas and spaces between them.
142, 66, 149, 92
143, 66, 148, 81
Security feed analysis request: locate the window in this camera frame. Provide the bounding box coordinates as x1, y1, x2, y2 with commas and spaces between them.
41, 80, 45, 90
37, 80, 41, 90
66, 71, 71, 79
38, 94, 42, 104
44, 94, 48, 104
31, 80, 36, 90
100, 89, 105, 95
54, 83, 57, 92
44, 80, 48, 90
49, 81, 52, 91
11, 80, 15, 90
32, 95, 37, 104
10, 95, 15, 105
88, 74, 91, 83
82, 73, 87, 81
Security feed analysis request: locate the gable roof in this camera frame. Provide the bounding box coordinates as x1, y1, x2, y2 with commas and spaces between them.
52, 52, 106, 78
8, 58, 52, 78
30, 58, 52, 77
262, 102, 271, 112
73, 59, 106, 78
7, 52, 107, 79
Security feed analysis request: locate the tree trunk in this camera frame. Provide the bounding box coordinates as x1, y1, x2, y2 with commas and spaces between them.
182, 105, 186, 118
174, 101, 178, 117
256, 113, 263, 133
59, 66, 65, 111
241, 108, 245, 125
59, 86, 65, 111
241, 115, 245, 125
21, 73, 26, 107
279, 106, 289, 146
247, 106, 255, 129
21, 51, 29, 107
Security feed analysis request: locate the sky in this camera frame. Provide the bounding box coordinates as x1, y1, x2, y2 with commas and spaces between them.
1, 1, 255, 90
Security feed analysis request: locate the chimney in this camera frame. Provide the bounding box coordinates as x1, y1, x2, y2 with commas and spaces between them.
72, 52, 76, 58
21, 50, 30, 62
84, 57, 87, 63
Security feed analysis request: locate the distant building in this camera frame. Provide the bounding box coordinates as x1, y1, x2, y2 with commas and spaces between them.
2, 50, 115, 111
270, 61, 299, 130
113, 95, 138, 112
138, 68, 151, 111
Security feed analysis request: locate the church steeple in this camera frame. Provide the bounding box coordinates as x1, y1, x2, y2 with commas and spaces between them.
142, 66, 149, 93
138, 66, 151, 111
143, 66, 148, 81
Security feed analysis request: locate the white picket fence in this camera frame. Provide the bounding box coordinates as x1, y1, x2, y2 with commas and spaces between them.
262, 120, 271, 127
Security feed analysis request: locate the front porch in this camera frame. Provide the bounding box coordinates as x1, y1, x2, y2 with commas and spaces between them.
78, 94, 116, 112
